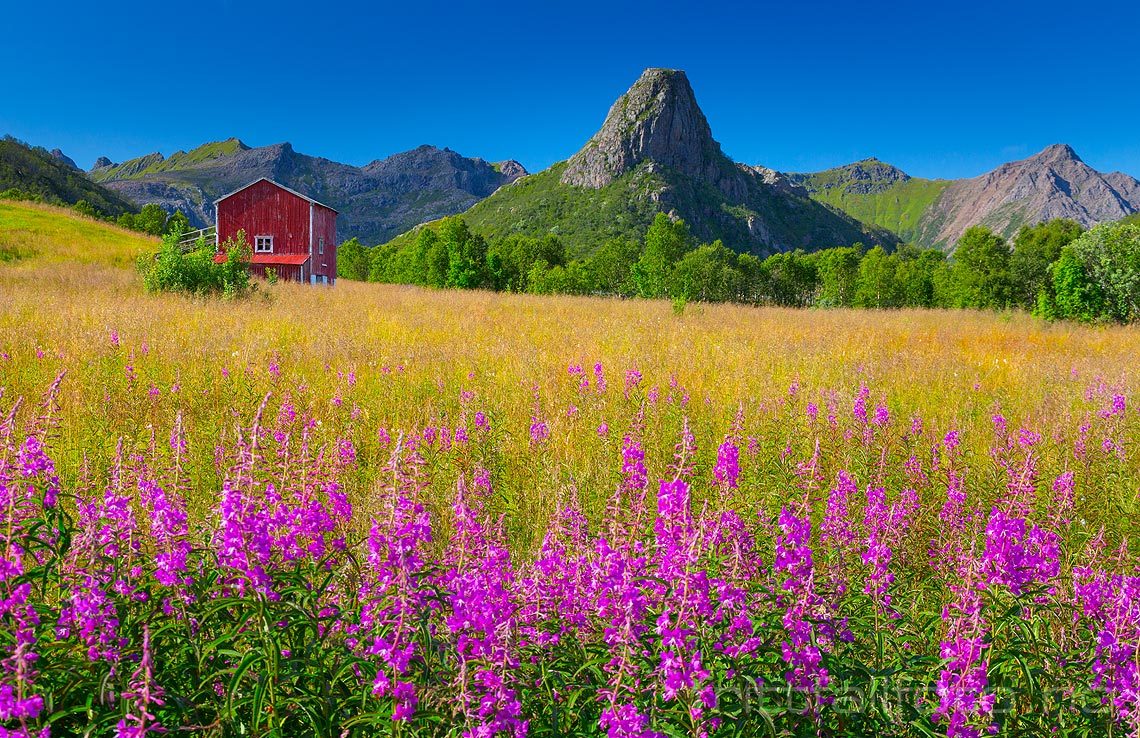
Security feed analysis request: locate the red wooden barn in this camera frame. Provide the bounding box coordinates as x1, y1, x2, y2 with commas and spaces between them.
213, 178, 338, 284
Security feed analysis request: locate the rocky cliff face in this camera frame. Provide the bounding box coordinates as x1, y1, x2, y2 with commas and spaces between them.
562, 69, 725, 189
92, 140, 527, 245
912, 144, 1140, 249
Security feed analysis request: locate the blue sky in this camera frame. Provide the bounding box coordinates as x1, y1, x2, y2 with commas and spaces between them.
3, 0, 1138, 179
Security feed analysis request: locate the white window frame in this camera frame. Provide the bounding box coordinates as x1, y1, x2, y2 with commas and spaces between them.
255, 235, 274, 253
318, 236, 325, 255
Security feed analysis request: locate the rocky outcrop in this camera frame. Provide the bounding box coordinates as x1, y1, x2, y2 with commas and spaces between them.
562, 69, 725, 189
94, 141, 528, 244
912, 144, 1140, 249
91, 156, 114, 171
49, 149, 79, 170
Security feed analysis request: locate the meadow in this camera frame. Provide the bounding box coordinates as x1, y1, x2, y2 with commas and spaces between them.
1, 200, 1138, 737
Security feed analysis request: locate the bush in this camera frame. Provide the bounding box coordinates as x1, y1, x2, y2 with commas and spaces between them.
138, 229, 253, 298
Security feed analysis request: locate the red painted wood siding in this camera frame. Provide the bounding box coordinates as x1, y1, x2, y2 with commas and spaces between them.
311, 204, 338, 283
217, 180, 311, 258
250, 263, 303, 283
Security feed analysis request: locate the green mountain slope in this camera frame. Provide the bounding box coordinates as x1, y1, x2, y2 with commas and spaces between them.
0, 136, 138, 218
786, 159, 950, 243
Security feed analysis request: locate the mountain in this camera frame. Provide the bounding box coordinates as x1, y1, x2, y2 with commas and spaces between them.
91, 139, 528, 244
790, 145, 1140, 250
0, 136, 138, 217
452, 68, 896, 257
786, 160, 950, 243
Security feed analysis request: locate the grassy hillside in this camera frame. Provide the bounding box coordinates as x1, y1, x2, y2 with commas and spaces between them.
0, 200, 157, 267
0, 136, 140, 217
788, 160, 951, 244
805, 175, 949, 242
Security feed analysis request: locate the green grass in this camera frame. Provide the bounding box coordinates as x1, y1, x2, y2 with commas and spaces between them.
0, 200, 157, 268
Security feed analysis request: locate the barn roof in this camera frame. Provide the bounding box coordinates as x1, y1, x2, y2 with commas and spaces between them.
214, 253, 312, 265
213, 177, 339, 213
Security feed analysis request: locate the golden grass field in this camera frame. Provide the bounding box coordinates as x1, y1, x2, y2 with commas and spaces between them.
1, 200, 1137, 550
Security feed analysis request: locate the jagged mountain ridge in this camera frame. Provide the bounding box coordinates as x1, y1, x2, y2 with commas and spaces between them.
454, 68, 896, 256
91, 139, 528, 244
789, 145, 1140, 250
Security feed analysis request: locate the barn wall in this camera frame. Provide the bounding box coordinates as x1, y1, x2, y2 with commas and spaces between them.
250, 263, 303, 283
217, 180, 311, 256
312, 205, 338, 283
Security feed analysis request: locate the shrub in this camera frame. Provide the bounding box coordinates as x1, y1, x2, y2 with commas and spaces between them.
138, 229, 253, 298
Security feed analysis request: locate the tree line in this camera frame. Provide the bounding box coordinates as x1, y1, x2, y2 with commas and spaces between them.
338, 213, 1140, 323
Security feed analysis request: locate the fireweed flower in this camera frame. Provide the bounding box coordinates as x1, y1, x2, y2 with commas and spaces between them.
981, 508, 1059, 596
852, 384, 870, 426
713, 436, 739, 490
116, 625, 164, 738
774, 507, 830, 700
821, 471, 858, 596
934, 552, 994, 738
1075, 567, 1140, 734
0, 387, 64, 736
440, 477, 526, 738
624, 369, 642, 397
59, 450, 139, 663
358, 493, 433, 721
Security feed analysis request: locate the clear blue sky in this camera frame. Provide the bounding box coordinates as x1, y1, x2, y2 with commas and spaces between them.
3, 0, 1138, 179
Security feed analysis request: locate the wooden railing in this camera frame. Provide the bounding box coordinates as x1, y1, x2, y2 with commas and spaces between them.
177, 225, 216, 251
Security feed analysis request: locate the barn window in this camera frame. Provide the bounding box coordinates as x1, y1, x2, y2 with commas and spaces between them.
255, 235, 273, 253
319, 237, 325, 255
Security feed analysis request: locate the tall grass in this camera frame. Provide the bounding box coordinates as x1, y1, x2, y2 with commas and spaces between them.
1, 201, 1138, 736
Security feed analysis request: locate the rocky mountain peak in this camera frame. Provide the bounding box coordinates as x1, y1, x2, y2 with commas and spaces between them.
495, 160, 528, 179
1033, 143, 1082, 165
49, 148, 79, 170
561, 68, 725, 188
91, 156, 115, 171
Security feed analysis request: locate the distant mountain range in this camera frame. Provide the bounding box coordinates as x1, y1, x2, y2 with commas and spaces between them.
8, 67, 1139, 254
788, 144, 1140, 250
88, 140, 527, 245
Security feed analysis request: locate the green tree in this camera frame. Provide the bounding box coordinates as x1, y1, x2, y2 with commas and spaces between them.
947, 226, 1013, 309
586, 237, 640, 296
527, 259, 590, 295
1067, 221, 1140, 322
634, 213, 691, 298
73, 199, 98, 218
854, 246, 900, 308
436, 218, 490, 289
814, 246, 862, 307
488, 234, 566, 291
1050, 246, 1104, 321
165, 210, 191, 237
135, 203, 169, 236
667, 241, 743, 302
762, 250, 818, 307
894, 244, 945, 307
1010, 219, 1083, 309
337, 237, 370, 281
